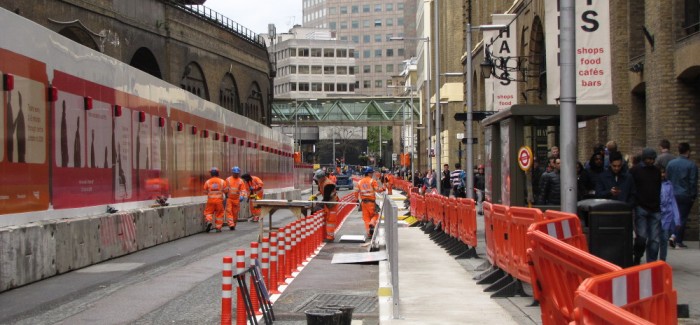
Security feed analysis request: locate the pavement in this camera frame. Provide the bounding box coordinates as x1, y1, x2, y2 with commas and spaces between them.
273, 190, 700, 325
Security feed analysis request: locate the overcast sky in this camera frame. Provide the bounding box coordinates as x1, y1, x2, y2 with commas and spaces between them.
203, 0, 303, 35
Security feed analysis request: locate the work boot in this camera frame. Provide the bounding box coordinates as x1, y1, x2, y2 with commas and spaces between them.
368, 225, 375, 237
324, 237, 334, 243
205, 223, 212, 233
215, 228, 222, 233
229, 225, 236, 231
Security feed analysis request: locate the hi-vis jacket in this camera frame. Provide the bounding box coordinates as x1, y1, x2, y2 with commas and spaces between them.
356, 176, 381, 201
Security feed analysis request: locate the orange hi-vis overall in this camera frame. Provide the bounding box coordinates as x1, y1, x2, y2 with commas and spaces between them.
385, 174, 394, 195
318, 177, 339, 240
356, 176, 382, 235
246, 176, 264, 221
328, 173, 337, 184
203, 176, 226, 229
224, 176, 246, 227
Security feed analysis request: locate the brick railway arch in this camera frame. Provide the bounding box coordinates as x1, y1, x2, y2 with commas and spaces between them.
130, 47, 162, 80
246, 82, 264, 123
180, 62, 209, 100
58, 26, 99, 52
219, 73, 241, 114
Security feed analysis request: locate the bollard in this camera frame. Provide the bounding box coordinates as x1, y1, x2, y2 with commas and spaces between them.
249, 242, 261, 315
284, 226, 293, 279
235, 250, 247, 325
277, 228, 287, 286
295, 222, 303, 267
221, 256, 233, 325
261, 237, 270, 290
269, 231, 280, 294
288, 223, 297, 277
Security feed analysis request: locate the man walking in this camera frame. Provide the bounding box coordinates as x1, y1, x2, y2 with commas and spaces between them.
450, 163, 467, 198
355, 167, 384, 238
203, 167, 226, 232
630, 148, 662, 264
666, 143, 698, 249
224, 166, 246, 230
440, 164, 451, 196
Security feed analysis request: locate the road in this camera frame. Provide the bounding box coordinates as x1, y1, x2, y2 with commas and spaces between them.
0, 208, 300, 325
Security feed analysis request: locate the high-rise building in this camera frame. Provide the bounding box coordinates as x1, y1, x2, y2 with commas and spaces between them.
302, 0, 415, 96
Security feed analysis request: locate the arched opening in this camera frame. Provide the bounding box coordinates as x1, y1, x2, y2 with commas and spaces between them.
246, 82, 264, 123
219, 73, 241, 114
130, 47, 162, 79
180, 62, 209, 101
58, 26, 99, 51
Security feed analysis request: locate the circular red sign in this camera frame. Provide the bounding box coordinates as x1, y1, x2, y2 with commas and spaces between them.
517, 146, 533, 171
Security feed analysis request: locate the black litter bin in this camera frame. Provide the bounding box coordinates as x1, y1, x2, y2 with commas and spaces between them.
577, 199, 633, 267
320, 305, 355, 325
305, 308, 342, 325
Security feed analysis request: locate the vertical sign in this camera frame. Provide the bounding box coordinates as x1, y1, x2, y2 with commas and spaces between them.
489, 14, 518, 112
545, 0, 612, 104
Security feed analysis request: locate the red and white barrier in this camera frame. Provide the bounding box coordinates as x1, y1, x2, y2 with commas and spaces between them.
221, 256, 233, 325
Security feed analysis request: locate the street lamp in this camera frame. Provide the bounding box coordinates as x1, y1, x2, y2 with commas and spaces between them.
389, 36, 431, 172
465, 23, 507, 199
388, 85, 417, 179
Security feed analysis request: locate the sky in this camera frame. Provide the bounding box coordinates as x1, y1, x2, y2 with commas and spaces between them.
203, 0, 303, 35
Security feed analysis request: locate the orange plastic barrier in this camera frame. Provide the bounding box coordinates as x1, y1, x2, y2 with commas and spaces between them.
483, 201, 495, 266
457, 198, 477, 248
507, 207, 543, 284
491, 204, 511, 271
573, 261, 677, 325
527, 224, 621, 325
446, 197, 458, 238
530, 212, 589, 251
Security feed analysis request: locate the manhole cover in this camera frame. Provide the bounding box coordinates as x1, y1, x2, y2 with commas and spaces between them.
295, 294, 377, 313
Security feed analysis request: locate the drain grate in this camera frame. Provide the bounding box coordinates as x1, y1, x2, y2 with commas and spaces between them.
295, 294, 377, 313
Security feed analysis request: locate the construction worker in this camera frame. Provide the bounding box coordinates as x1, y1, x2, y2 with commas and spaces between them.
203, 167, 226, 232
145, 170, 169, 206
327, 169, 337, 184
384, 170, 394, 195
312, 169, 339, 242
223, 166, 246, 230
241, 173, 264, 222
355, 167, 384, 238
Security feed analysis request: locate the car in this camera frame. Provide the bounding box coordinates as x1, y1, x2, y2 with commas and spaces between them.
335, 174, 354, 190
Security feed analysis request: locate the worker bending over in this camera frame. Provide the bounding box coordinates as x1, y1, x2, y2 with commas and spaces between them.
241, 173, 264, 222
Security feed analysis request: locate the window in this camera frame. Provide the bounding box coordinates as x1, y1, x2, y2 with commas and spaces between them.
363, 5, 370, 12
386, 49, 394, 57
337, 66, 348, 74
375, 49, 382, 57
387, 80, 393, 86
350, 66, 356, 75
386, 64, 394, 73
363, 65, 371, 73
386, 33, 393, 40
311, 48, 322, 57
398, 3, 404, 10
311, 65, 322, 74
386, 18, 393, 27
299, 65, 310, 74
298, 83, 310, 91
352, 35, 359, 43
329, 7, 336, 15
351, 5, 359, 13
290, 83, 297, 91
375, 4, 382, 12
289, 65, 297, 74
299, 48, 310, 56
375, 34, 382, 42
349, 83, 355, 92
352, 20, 359, 28
324, 83, 335, 91
336, 49, 347, 57
289, 48, 297, 56
686, 0, 700, 34
363, 80, 371, 88
398, 18, 404, 26
375, 80, 383, 88
339, 36, 348, 41
375, 64, 382, 73
386, 3, 393, 11
353, 50, 359, 58
311, 83, 322, 91
363, 20, 370, 28
375, 19, 382, 27
340, 6, 347, 14
324, 49, 335, 57
363, 35, 370, 43
329, 22, 337, 29
398, 48, 405, 56
337, 83, 348, 91
324, 66, 335, 74
363, 50, 371, 58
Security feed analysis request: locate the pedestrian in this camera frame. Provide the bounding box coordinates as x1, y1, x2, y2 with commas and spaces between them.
440, 164, 451, 196
666, 142, 698, 249
655, 139, 675, 169
312, 169, 339, 242
630, 148, 662, 264
577, 161, 594, 200
223, 166, 246, 231
475, 164, 486, 209
659, 167, 681, 261
384, 170, 394, 195
604, 140, 628, 172
355, 167, 384, 238
203, 167, 226, 232
585, 152, 605, 194
537, 157, 561, 205
550, 146, 560, 159
595, 151, 634, 204
241, 173, 264, 222
450, 163, 467, 198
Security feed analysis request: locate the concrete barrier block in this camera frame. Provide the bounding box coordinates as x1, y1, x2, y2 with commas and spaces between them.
55, 217, 100, 274
156, 206, 185, 242
135, 209, 163, 249
97, 212, 137, 261
183, 204, 205, 236
0, 222, 57, 291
